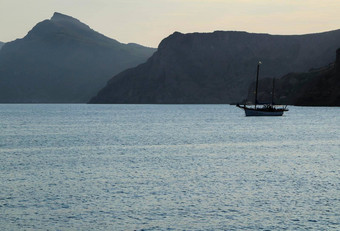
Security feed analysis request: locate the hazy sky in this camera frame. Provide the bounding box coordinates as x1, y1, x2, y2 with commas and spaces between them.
1, 0, 339, 47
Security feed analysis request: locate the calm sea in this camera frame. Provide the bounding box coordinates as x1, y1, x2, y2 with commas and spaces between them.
0, 104, 339, 230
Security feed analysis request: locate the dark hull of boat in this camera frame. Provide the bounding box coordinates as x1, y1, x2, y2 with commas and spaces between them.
236, 105, 287, 116
244, 108, 284, 116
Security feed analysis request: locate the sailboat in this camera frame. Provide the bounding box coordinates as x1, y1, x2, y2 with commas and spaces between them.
236, 62, 288, 116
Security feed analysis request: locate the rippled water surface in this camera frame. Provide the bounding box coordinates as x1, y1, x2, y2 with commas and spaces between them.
1, 104, 339, 230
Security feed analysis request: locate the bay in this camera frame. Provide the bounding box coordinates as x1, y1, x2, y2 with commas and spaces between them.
0, 104, 339, 230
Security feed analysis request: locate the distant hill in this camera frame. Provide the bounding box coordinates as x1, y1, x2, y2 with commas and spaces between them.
251, 49, 340, 106
89, 30, 340, 104
0, 12, 155, 103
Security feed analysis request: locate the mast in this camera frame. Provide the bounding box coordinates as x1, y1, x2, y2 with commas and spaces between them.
271, 78, 275, 105
254, 61, 261, 109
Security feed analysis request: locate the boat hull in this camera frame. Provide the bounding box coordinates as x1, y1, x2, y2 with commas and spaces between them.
244, 108, 284, 116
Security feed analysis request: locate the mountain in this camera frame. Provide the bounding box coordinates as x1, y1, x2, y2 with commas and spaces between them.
0, 12, 155, 103
252, 48, 340, 106
89, 30, 340, 104
0, 42, 4, 50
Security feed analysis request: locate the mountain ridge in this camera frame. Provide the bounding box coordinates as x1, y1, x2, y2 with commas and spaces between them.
90, 29, 340, 104
0, 12, 155, 103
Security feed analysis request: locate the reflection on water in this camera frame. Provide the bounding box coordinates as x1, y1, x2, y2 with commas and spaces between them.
0, 104, 339, 230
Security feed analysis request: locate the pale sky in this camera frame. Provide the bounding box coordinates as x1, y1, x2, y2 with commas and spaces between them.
1, 0, 339, 47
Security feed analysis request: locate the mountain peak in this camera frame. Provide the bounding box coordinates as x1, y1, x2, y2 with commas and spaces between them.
0, 13, 155, 103
50, 12, 90, 30
51, 12, 77, 22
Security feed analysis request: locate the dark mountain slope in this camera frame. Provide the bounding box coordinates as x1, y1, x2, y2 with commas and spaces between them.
0, 12, 155, 103
264, 49, 340, 106
245, 48, 340, 106
0, 42, 4, 50
90, 30, 340, 104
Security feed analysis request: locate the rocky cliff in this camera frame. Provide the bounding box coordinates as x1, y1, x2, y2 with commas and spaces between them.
282, 49, 339, 106
0, 13, 155, 103
246, 49, 340, 106
90, 30, 340, 104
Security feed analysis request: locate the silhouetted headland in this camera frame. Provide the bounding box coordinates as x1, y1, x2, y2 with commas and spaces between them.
0, 12, 155, 103
89, 30, 340, 104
